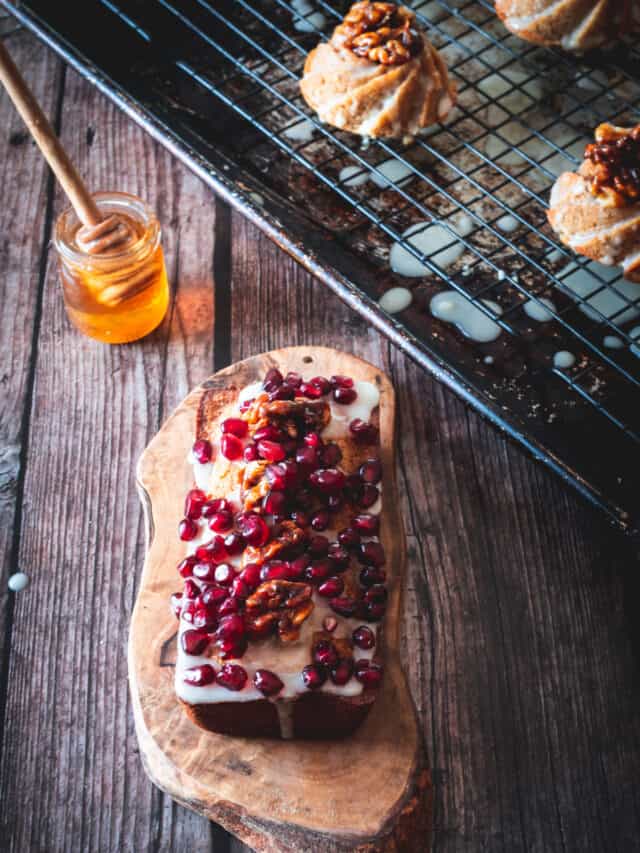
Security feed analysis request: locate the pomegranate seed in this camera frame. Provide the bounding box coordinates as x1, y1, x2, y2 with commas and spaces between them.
257, 439, 285, 463
230, 577, 250, 599
302, 663, 327, 689
217, 663, 248, 691
196, 535, 228, 564
349, 419, 379, 444
236, 512, 269, 547
360, 566, 387, 586
243, 444, 259, 462
290, 509, 310, 527
193, 604, 218, 631
303, 431, 322, 448
254, 427, 284, 445
310, 510, 330, 531
328, 544, 350, 572
352, 513, 380, 535
295, 487, 313, 508
202, 498, 233, 518
192, 439, 213, 464
359, 459, 382, 484
323, 615, 338, 632
314, 640, 338, 667
184, 489, 207, 520
270, 385, 295, 401
310, 376, 331, 394
296, 445, 318, 471
280, 460, 299, 487
239, 398, 254, 413
263, 368, 283, 392
240, 563, 261, 589
364, 602, 386, 621
181, 629, 209, 655
221, 434, 243, 461
183, 578, 200, 598
213, 564, 234, 586
359, 541, 386, 567
359, 484, 380, 509
328, 494, 344, 513
184, 664, 217, 686
322, 443, 342, 467
353, 625, 375, 649
330, 375, 354, 389
330, 597, 358, 617
224, 531, 245, 556
308, 535, 329, 557
201, 585, 228, 607
208, 510, 233, 533
222, 418, 248, 438
309, 468, 345, 493
218, 596, 240, 616
178, 518, 198, 541
170, 592, 183, 617
318, 576, 344, 597
330, 658, 354, 686
263, 490, 287, 516
338, 528, 360, 548
364, 584, 388, 603
192, 563, 216, 583
306, 559, 332, 582
265, 464, 286, 491
181, 601, 197, 623
260, 561, 291, 581
254, 669, 284, 696
299, 382, 323, 399
334, 387, 357, 405
284, 371, 302, 389
355, 660, 383, 687
178, 556, 197, 578
289, 555, 310, 579
218, 636, 248, 659
216, 613, 245, 643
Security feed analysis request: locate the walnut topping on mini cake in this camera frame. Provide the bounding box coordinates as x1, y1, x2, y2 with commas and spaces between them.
585, 123, 640, 207
333, 2, 423, 66
172, 368, 387, 738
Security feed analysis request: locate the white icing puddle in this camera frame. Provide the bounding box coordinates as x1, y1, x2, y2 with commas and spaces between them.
323, 380, 380, 439
553, 351, 576, 369
339, 165, 368, 188
291, 0, 325, 31
557, 261, 640, 325
603, 335, 624, 350
430, 292, 503, 342
371, 158, 414, 189
496, 214, 519, 233
523, 297, 555, 323
379, 287, 413, 314
283, 118, 316, 143
8, 572, 28, 592
390, 216, 474, 277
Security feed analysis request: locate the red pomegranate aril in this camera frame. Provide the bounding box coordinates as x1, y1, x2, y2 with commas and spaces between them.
254, 669, 284, 696
289, 555, 310, 579
327, 494, 344, 513
184, 489, 207, 520
230, 577, 250, 600
353, 625, 376, 649
323, 615, 338, 633
181, 629, 209, 656
352, 513, 380, 535
197, 535, 228, 564
310, 468, 345, 493
239, 398, 254, 414
217, 663, 248, 691
302, 663, 327, 689
213, 563, 234, 586
218, 596, 240, 616
364, 602, 386, 621
330, 658, 354, 686
240, 563, 261, 589
201, 585, 228, 607
284, 371, 302, 389
260, 560, 291, 581
328, 544, 350, 572
224, 531, 245, 556
329, 597, 358, 617
364, 584, 388, 604
310, 510, 330, 531
202, 498, 233, 518
308, 535, 329, 557
299, 381, 323, 399
322, 443, 342, 467
218, 635, 248, 659
355, 660, 383, 687
269, 385, 295, 401
183, 578, 200, 599
222, 417, 248, 438
349, 419, 379, 444
359, 484, 380, 509
359, 459, 382, 484
184, 664, 216, 686
332, 374, 354, 388
192, 563, 216, 583
265, 464, 286, 491
221, 434, 243, 461
290, 509, 310, 528
360, 566, 387, 586
314, 640, 339, 668
243, 444, 259, 462
358, 540, 386, 567
338, 527, 360, 548
208, 510, 233, 533
263, 490, 287, 516
333, 386, 357, 405
310, 376, 331, 394
306, 559, 332, 582
318, 576, 344, 598
280, 460, 299, 487
294, 487, 313, 508
192, 439, 213, 464
178, 556, 197, 578
170, 592, 183, 618
296, 445, 318, 471
193, 604, 218, 631
303, 431, 322, 449
263, 368, 283, 393
257, 439, 286, 463
236, 512, 269, 547
254, 424, 285, 442
216, 613, 245, 643
181, 601, 197, 624
178, 517, 198, 541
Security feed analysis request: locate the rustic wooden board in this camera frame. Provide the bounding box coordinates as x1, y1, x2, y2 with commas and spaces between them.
132, 346, 430, 852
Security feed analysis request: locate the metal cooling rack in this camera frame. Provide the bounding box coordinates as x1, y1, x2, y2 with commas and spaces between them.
3, 0, 640, 531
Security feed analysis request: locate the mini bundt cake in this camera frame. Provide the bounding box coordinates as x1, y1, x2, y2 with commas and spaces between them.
548, 123, 640, 281
495, 0, 630, 50
300, 1, 456, 139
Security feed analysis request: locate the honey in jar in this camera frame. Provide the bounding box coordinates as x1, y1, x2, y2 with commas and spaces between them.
53, 191, 169, 343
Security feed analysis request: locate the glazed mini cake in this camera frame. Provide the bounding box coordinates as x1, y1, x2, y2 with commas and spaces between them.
171, 369, 388, 739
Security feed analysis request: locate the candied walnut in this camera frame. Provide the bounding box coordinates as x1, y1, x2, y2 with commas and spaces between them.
246, 580, 314, 643
255, 399, 330, 434
334, 2, 422, 66
312, 631, 353, 660
243, 521, 307, 566
585, 123, 640, 207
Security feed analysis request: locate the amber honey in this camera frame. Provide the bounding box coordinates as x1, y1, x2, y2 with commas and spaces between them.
54, 192, 169, 343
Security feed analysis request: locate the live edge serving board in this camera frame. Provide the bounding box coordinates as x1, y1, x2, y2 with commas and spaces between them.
131, 347, 430, 853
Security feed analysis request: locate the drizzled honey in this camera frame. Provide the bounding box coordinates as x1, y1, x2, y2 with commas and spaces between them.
54, 192, 169, 343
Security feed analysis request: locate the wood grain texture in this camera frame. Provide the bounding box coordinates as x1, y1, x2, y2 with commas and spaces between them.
0, 28, 639, 853
133, 346, 427, 852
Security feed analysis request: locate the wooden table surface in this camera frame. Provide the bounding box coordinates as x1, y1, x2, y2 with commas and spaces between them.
1, 27, 640, 853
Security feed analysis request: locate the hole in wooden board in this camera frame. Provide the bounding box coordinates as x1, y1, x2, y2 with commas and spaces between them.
302, 355, 313, 363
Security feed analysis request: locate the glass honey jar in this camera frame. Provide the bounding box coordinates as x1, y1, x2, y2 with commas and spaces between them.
53, 191, 169, 343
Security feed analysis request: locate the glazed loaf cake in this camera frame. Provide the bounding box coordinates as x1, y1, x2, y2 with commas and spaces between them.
170, 368, 389, 739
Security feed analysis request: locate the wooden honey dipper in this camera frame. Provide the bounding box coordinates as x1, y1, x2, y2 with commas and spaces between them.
0, 39, 133, 256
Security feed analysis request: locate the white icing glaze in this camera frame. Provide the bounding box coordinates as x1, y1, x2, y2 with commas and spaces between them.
603, 335, 624, 350
496, 214, 519, 234
430, 292, 503, 342
523, 297, 555, 323
283, 118, 316, 143
390, 216, 474, 277
339, 165, 368, 188
8, 572, 28, 592
322, 380, 380, 439
371, 158, 414, 189
379, 287, 413, 314
553, 350, 576, 369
